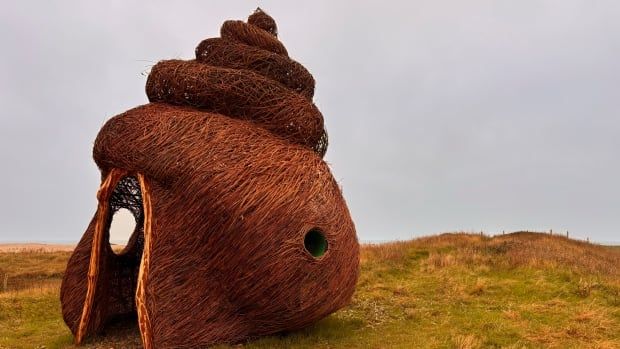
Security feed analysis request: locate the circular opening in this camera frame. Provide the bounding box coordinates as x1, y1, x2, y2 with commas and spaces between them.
304, 229, 328, 258
109, 208, 136, 254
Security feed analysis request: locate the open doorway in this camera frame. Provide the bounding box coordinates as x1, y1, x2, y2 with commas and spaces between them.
66, 170, 154, 345
102, 175, 145, 327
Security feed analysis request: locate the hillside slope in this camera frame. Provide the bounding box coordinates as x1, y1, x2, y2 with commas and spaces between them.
0, 232, 618, 348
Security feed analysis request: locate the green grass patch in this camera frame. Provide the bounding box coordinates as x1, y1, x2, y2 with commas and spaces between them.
1, 233, 619, 348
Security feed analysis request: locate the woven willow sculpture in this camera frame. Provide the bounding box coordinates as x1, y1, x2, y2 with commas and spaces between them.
60, 8, 359, 348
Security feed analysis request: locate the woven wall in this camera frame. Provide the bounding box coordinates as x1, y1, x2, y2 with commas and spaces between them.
60, 8, 359, 348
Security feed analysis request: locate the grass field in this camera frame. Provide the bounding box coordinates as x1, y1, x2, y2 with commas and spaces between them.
1, 232, 619, 348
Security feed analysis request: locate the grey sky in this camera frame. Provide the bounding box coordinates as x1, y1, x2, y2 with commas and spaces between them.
0, 1, 618, 243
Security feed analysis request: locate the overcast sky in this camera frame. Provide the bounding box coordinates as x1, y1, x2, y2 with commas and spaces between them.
1, 1, 618, 243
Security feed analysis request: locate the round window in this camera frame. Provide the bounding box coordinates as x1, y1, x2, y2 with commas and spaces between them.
304, 229, 328, 258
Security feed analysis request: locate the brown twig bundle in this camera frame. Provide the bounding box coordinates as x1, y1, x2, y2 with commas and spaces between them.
60, 8, 359, 348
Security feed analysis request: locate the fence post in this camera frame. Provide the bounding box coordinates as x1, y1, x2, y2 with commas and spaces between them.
2, 273, 7, 292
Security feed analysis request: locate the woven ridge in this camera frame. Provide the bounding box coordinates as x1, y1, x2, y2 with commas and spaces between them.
146, 7, 327, 156
60, 8, 359, 348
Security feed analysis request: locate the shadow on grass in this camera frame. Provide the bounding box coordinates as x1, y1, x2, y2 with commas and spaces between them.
78, 313, 363, 349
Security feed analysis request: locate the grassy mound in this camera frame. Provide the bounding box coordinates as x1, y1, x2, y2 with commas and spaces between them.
1, 232, 619, 348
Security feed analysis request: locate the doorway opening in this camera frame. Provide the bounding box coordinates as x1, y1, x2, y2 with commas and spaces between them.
103, 176, 145, 328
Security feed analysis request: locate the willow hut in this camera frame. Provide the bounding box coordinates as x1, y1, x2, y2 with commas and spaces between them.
60, 8, 360, 348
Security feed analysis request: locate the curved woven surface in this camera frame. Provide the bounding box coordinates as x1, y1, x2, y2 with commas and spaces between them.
146, 8, 327, 156
60, 8, 359, 347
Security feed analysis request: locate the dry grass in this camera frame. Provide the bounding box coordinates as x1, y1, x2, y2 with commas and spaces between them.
0, 244, 74, 253
355, 232, 620, 348
0, 251, 71, 293
1, 232, 619, 348
453, 334, 481, 349
364, 231, 619, 277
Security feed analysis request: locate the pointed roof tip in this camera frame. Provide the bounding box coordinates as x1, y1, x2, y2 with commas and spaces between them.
248, 7, 278, 37
251, 7, 270, 18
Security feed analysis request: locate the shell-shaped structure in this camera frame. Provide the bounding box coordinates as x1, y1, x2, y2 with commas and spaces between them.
60, 9, 359, 348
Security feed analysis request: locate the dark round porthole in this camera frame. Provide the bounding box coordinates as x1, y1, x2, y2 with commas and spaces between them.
304, 229, 328, 258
